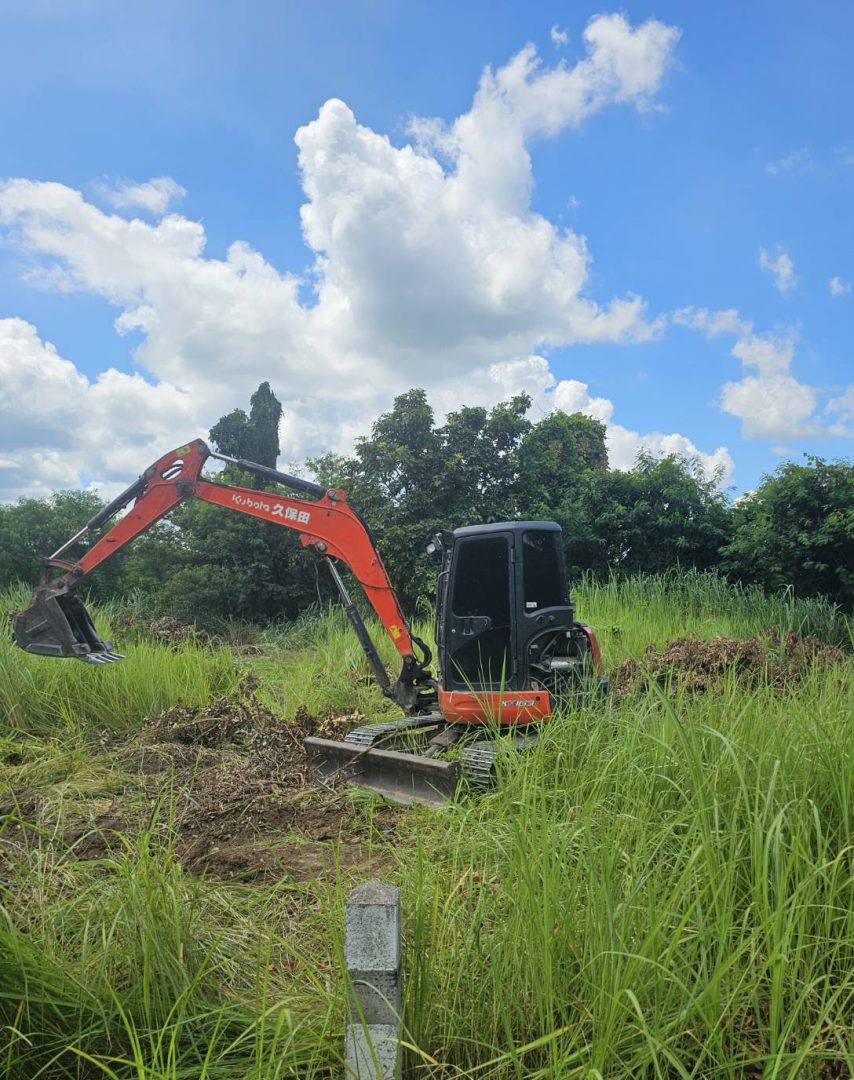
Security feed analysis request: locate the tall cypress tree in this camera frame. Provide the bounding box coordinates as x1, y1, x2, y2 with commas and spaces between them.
209, 381, 282, 473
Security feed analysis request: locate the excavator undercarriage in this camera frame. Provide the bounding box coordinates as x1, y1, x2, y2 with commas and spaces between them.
12, 438, 605, 805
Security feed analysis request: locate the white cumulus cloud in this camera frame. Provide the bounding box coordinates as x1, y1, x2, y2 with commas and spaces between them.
0, 318, 197, 500
758, 245, 796, 293
95, 175, 187, 215
550, 25, 569, 47
675, 306, 853, 440
827, 386, 854, 427
0, 12, 729, 500
830, 276, 851, 297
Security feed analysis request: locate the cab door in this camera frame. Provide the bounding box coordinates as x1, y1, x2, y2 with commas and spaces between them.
515, 528, 576, 683
446, 532, 517, 690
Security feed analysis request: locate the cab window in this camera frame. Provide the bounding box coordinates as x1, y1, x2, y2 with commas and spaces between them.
522, 531, 563, 610
450, 536, 512, 687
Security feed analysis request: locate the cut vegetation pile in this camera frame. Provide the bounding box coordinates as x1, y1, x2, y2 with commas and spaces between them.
110, 611, 209, 647
127, 674, 398, 880
611, 626, 844, 698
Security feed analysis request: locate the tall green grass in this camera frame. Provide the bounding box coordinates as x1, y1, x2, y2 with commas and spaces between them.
402, 662, 854, 1076
250, 605, 403, 722
0, 587, 239, 736
575, 569, 852, 661
0, 816, 342, 1078
1, 572, 853, 1077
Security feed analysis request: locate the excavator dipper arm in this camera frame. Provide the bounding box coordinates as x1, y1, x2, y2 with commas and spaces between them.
14, 439, 436, 712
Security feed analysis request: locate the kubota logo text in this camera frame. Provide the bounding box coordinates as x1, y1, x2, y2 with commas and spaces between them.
231, 493, 310, 525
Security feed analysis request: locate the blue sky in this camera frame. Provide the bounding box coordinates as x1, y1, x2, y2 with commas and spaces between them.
0, 0, 851, 500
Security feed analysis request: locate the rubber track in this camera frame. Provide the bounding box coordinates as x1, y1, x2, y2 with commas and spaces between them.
460, 745, 497, 791
343, 715, 442, 748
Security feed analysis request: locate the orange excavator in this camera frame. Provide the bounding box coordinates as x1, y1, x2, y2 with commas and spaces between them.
13, 439, 605, 803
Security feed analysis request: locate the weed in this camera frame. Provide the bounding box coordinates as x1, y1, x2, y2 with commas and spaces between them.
1, 574, 853, 1077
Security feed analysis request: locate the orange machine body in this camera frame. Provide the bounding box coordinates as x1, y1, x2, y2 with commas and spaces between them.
438, 689, 552, 725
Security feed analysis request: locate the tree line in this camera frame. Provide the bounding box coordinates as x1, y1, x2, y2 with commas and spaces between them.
1, 383, 852, 620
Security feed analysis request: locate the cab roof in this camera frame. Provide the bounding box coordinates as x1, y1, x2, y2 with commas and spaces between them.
452, 521, 561, 539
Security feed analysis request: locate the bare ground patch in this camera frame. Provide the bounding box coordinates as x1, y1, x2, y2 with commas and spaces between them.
2, 674, 402, 883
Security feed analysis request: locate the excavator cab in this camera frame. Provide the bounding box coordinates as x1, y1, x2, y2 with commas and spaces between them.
434, 522, 599, 711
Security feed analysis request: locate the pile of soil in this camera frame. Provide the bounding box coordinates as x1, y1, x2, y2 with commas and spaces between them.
60, 674, 402, 881
611, 627, 843, 700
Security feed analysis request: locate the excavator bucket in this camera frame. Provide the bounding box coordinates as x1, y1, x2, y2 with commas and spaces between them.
13, 588, 123, 663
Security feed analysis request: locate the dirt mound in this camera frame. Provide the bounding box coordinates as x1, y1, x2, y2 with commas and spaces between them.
146, 672, 301, 750
611, 627, 843, 700
111, 674, 401, 880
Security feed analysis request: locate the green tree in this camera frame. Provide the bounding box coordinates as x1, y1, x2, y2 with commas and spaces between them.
0, 490, 104, 591
517, 411, 608, 520
154, 511, 322, 625
579, 452, 732, 575
437, 394, 531, 522
157, 382, 320, 625
310, 389, 446, 609
523, 447, 731, 581
309, 389, 533, 610
723, 457, 854, 608
0, 488, 180, 602
208, 381, 282, 474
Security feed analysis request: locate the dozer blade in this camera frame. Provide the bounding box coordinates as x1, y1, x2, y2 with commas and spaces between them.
304, 737, 460, 806
13, 588, 123, 662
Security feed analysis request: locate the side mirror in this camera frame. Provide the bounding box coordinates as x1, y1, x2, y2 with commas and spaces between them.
426, 533, 443, 556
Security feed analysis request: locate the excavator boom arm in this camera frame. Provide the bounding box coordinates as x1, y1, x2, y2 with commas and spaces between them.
16, 439, 434, 709
193, 479, 413, 656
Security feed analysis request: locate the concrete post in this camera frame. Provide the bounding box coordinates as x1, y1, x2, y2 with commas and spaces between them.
344, 880, 402, 1080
